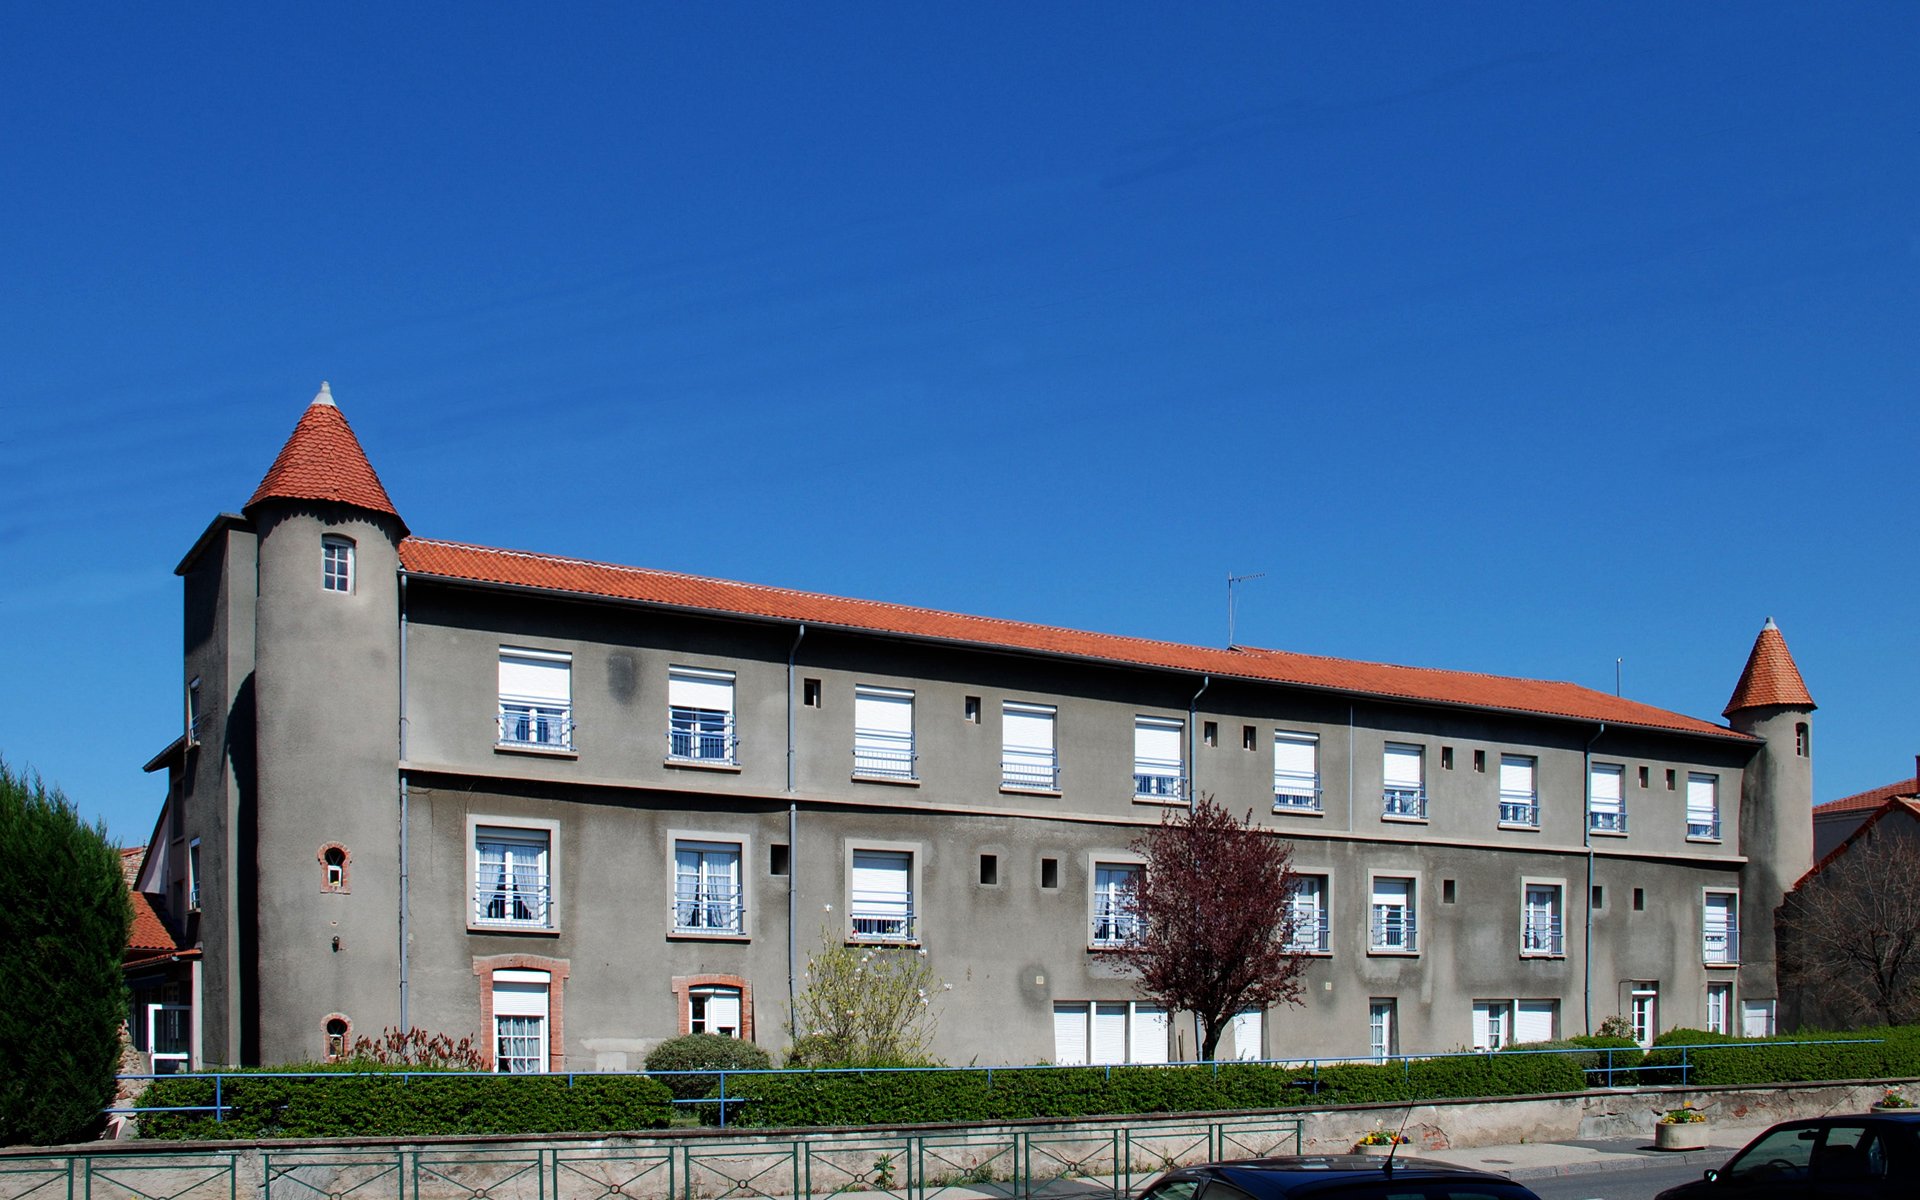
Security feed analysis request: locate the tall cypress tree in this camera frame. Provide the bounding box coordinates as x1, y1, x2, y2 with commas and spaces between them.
0, 758, 131, 1145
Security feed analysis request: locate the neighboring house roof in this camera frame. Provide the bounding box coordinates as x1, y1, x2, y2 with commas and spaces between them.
1814, 773, 1920, 817
245, 383, 406, 531
1724, 617, 1815, 715
127, 892, 181, 957
1796, 796, 1920, 888
399, 536, 1748, 741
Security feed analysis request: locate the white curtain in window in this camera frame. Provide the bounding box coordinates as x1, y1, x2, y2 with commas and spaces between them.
1516, 1000, 1556, 1044
1053, 1003, 1088, 1065
669, 668, 735, 712
1383, 744, 1423, 789
499, 652, 571, 701
1091, 1003, 1128, 1065
1473, 1002, 1509, 1051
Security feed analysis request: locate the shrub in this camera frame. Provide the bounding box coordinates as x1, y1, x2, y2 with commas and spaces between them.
644, 1034, 773, 1100
1503, 1036, 1643, 1082
0, 760, 131, 1146
345, 1026, 485, 1069
1639, 1025, 1916, 1087
137, 1066, 674, 1139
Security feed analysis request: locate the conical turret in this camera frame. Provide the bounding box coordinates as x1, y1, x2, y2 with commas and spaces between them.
1725, 617, 1815, 717
245, 382, 406, 532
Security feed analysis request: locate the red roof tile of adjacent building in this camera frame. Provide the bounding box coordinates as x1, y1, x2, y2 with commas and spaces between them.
1814, 775, 1920, 817
245, 384, 406, 530
1797, 796, 1920, 887
399, 536, 1748, 741
127, 892, 180, 955
1724, 618, 1814, 716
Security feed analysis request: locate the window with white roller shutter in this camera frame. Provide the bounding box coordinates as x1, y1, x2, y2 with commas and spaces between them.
1132, 717, 1183, 800
1053, 1003, 1088, 1065
1383, 744, 1425, 817
1369, 876, 1416, 952
1091, 1003, 1128, 1064
853, 687, 916, 780
1687, 773, 1721, 839
669, 667, 737, 763
1588, 763, 1626, 833
1499, 755, 1538, 826
1273, 733, 1320, 810
492, 969, 550, 1073
1227, 1009, 1263, 1061
849, 850, 914, 941
1515, 1000, 1557, 1044
1002, 702, 1059, 789
498, 649, 573, 749
1132, 1005, 1170, 1064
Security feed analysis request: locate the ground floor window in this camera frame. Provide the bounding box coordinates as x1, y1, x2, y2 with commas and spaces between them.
1369, 998, 1397, 1062
1472, 1001, 1510, 1051
1630, 983, 1659, 1048
1706, 982, 1732, 1035
1741, 999, 1776, 1037
492, 969, 550, 1073
690, 984, 743, 1037
1052, 1001, 1168, 1065
1226, 1008, 1263, 1061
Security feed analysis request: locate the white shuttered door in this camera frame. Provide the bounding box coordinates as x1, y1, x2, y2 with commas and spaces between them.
1132, 1005, 1169, 1064
1091, 1003, 1128, 1064
1053, 1004, 1088, 1065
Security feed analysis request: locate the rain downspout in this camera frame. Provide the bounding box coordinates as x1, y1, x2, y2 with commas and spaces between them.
1582, 722, 1605, 1036
397, 571, 411, 1032
1186, 676, 1209, 802
786, 624, 806, 1040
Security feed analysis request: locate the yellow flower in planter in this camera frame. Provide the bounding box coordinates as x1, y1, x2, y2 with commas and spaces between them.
1659, 1104, 1707, 1125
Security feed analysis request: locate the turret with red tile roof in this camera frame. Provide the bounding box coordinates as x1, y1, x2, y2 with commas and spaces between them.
245, 382, 407, 533
1725, 617, 1815, 716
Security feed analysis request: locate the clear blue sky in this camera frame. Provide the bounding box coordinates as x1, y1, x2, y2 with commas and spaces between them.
3, 5, 1914, 844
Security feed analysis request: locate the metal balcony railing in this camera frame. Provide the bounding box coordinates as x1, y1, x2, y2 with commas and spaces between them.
498, 701, 574, 750
1382, 787, 1427, 819
1499, 790, 1539, 826
1522, 915, 1564, 956
853, 730, 917, 781
1288, 910, 1330, 953
1002, 749, 1059, 790
1704, 922, 1741, 964
473, 876, 551, 927
673, 887, 744, 934
1689, 816, 1722, 840
668, 707, 737, 764
850, 891, 915, 941
1133, 756, 1184, 801
1369, 907, 1418, 952
1273, 772, 1322, 811
1588, 807, 1628, 834
1091, 902, 1141, 947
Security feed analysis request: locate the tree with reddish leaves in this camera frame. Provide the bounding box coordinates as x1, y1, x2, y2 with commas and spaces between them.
1095, 793, 1306, 1060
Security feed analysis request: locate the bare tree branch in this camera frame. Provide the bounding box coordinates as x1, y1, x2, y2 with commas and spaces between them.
1781, 831, 1920, 1028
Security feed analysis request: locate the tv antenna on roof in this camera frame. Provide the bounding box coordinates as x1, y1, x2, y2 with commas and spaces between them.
1227, 572, 1265, 648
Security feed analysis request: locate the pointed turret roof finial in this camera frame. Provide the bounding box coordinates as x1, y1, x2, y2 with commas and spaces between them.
245, 384, 407, 532
1724, 617, 1814, 716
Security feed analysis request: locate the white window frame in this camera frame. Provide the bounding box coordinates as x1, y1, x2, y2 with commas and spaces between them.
853, 686, 917, 781
1286, 873, 1330, 953
1382, 744, 1426, 820
492, 968, 550, 1073
671, 833, 747, 937
187, 837, 202, 913
847, 842, 919, 943
1273, 731, 1322, 812
1368, 873, 1419, 954
1132, 716, 1185, 802
468, 817, 559, 931
1687, 772, 1722, 841
1090, 858, 1143, 947
688, 984, 744, 1038
1705, 982, 1732, 1035
1498, 754, 1539, 828
1472, 1001, 1512, 1052
1521, 878, 1565, 957
668, 666, 738, 765
1630, 983, 1659, 1048
1051, 1001, 1169, 1065
1001, 701, 1059, 791
498, 647, 574, 751
1369, 999, 1397, 1063
1588, 762, 1627, 835
1703, 889, 1740, 965
322, 535, 354, 594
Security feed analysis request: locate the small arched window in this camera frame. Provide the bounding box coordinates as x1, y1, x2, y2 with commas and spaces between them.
320, 844, 350, 893
325, 1016, 351, 1061
322, 535, 355, 593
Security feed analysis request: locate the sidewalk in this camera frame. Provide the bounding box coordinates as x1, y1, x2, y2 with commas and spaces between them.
1418, 1122, 1769, 1182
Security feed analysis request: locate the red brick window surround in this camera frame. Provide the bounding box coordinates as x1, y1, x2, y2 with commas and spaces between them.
319, 843, 351, 893
671, 974, 754, 1041
473, 953, 570, 1071
323, 1014, 352, 1061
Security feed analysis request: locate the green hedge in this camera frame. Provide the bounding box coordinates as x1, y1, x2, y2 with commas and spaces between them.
718, 1054, 1586, 1128
136, 1065, 674, 1139
1503, 1037, 1643, 1079
1640, 1025, 1920, 1088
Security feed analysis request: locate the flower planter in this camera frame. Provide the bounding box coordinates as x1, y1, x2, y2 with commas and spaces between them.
1871, 1104, 1914, 1114
1655, 1121, 1710, 1151
1355, 1143, 1399, 1157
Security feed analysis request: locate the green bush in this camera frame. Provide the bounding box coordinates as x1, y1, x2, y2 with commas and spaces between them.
1637, 1026, 1920, 1087
644, 1034, 773, 1100
719, 1053, 1587, 1128
0, 760, 131, 1146
136, 1065, 674, 1139
1503, 1037, 1643, 1081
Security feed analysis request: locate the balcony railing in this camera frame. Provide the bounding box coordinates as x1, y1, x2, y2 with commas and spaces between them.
1588, 807, 1628, 834
850, 891, 915, 941
669, 707, 738, 764
1273, 772, 1322, 812
1091, 902, 1141, 947
853, 730, 917, 781
1002, 749, 1060, 791
1382, 787, 1427, 820
1287, 910, 1330, 953
1499, 790, 1540, 827
1522, 915, 1564, 956
1704, 922, 1741, 964
498, 702, 574, 751
1369, 907, 1418, 952
1689, 816, 1722, 840
473, 876, 551, 927
1133, 756, 1184, 801
673, 887, 744, 935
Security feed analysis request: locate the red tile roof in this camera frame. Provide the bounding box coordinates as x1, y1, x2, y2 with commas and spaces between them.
1724, 618, 1814, 715
1815, 775, 1920, 816
127, 892, 180, 955
246, 385, 406, 530
399, 536, 1747, 740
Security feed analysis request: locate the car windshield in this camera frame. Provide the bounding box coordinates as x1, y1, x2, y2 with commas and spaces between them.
1722, 1124, 1884, 1183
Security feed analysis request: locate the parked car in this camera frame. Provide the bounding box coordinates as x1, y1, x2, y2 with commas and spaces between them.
1134, 1157, 1543, 1200
1654, 1112, 1920, 1198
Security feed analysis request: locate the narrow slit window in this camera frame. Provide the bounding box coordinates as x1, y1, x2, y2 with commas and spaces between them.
1242, 725, 1257, 751
964, 696, 981, 723
1441, 746, 1454, 771
803, 679, 821, 707
979, 854, 998, 886
1040, 858, 1059, 889
1473, 749, 1486, 773
769, 844, 790, 876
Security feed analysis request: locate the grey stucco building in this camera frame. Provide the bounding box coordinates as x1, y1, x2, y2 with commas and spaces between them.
136, 385, 1818, 1071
